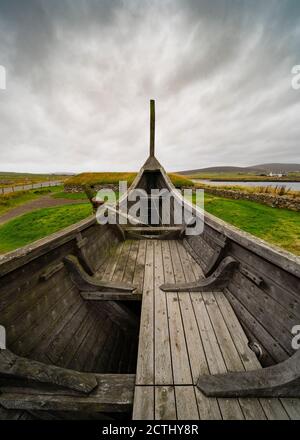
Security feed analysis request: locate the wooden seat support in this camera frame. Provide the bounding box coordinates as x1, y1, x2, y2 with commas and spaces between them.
160, 256, 238, 292
197, 348, 300, 398
0, 349, 97, 394
0, 374, 135, 413
64, 255, 137, 294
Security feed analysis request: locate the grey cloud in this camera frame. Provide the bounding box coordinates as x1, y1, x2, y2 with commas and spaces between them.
0, 0, 299, 173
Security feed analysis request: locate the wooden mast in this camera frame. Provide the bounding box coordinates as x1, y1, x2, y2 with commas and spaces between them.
150, 99, 155, 157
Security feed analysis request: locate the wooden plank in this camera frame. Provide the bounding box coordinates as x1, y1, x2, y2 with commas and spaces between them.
123, 240, 139, 285
80, 291, 141, 301
2, 268, 74, 344
186, 249, 297, 420
172, 242, 221, 420
12, 286, 81, 357
0, 349, 97, 394
112, 240, 131, 283
98, 242, 124, 282
84, 319, 113, 372
170, 242, 210, 380
194, 388, 222, 420
133, 240, 147, 293
123, 226, 183, 232
94, 326, 117, 372
68, 315, 102, 372
155, 386, 177, 420
56, 313, 94, 368
47, 304, 89, 364
175, 386, 199, 420
214, 293, 290, 420
202, 292, 266, 420
153, 240, 173, 385
231, 271, 299, 337
224, 288, 289, 362
181, 245, 245, 420
30, 294, 82, 361
0, 374, 135, 413
281, 399, 300, 420
135, 241, 154, 385
133, 386, 154, 420
163, 241, 193, 385
228, 278, 294, 355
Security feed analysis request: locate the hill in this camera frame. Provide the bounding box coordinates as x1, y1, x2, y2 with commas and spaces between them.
178, 163, 300, 175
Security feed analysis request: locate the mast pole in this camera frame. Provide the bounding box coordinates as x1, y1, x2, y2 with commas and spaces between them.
150, 99, 155, 157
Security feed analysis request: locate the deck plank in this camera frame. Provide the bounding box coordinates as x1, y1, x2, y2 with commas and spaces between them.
153, 241, 173, 385
128, 239, 300, 420
162, 241, 193, 385
175, 386, 199, 420
135, 241, 154, 385
155, 386, 177, 420
133, 386, 154, 420
176, 242, 244, 420
133, 241, 147, 293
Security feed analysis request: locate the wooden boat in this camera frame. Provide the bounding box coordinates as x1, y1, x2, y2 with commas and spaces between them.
0, 100, 300, 420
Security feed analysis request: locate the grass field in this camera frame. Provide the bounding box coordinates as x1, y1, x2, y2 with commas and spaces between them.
196, 193, 300, 255
0, 203, 92, 253
188, 172, 300, 182
195, 182, 300, 198
0, 172, 69, 187
66, 172, 194, 188
0, 186, 64, 216
52, 191, 88, 200
0, 188, 298, 255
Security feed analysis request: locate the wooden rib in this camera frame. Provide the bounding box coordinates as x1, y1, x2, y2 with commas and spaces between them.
0, 374, 135, 414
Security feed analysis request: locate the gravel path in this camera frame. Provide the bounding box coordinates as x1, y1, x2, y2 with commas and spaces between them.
0, 195, 87, 225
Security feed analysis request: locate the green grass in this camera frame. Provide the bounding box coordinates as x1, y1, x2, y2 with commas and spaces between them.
188, 172, 300, 182
66, 172, 194, 188
0, 172, 69, 187
195, 182, 300, 198
52, 191, 88, 200
0, 186, 63, 216
194, 193, 300, 255
0, 203, 92, 253
1, 189, 299, 256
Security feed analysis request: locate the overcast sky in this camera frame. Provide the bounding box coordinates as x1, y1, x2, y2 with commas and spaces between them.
0, 0, 299, 173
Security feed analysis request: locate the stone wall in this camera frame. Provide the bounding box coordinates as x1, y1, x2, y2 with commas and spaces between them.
64, 183, 119, 193
65, 183, 300, 211
197, 187, 300, 212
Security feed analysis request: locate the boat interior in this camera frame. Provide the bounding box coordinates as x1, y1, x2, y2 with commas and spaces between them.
0, 101, 300, 420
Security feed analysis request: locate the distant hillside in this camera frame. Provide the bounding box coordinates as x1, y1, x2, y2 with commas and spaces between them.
178, 163, 300, 175
248, 164, 300, 173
